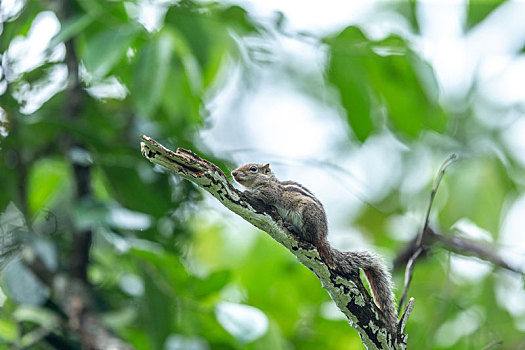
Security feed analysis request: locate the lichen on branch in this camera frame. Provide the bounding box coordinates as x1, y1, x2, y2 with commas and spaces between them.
140, 135, 408, 350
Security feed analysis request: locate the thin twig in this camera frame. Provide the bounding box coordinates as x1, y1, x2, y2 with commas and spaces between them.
398, 247, 423, 311
398, 154, 458, 311
398, 297, 414, 334
418, 154, 458, 247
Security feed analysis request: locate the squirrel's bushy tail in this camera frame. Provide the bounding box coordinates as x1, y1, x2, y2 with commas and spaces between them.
333, 249, 398, 328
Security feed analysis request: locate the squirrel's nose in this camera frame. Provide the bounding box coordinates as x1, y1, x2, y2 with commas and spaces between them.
231, 170, 238, 177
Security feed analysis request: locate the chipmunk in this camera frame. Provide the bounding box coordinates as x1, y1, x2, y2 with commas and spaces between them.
231, 163, 398, 328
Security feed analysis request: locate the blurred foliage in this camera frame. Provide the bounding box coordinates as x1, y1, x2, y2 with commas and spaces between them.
0, 0, 524, 349
466, 0, 507, 29
326, 27, 447, 141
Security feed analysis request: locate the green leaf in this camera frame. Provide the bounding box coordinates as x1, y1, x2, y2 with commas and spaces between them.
0, 202, 26, 235
100, 164, 171, 217
2, 259, 49, 306
76, 0, 129, 22
326, 27, 448, 141
466, 0, 506, 29
101, 307, 137, 329
133, 30, 174, 117
165, 6, 211, 71
74, 199, 109, 231
83, 24, 140, 78
0, 203, 25, 268
193, 270, 231, 298
140, 263, 175, 349
217, 5, 257, 33
49, 14, 94, 48
13, 305, 59, 330
368, 37, 448, 137
326, 27, 373, 141
0, 317, 19, 343
161, 62, 201, 126
389, 2, 420, 34
27, 159, 70, 215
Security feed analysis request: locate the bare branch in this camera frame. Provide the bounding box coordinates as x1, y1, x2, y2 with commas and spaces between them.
398, 297, 414, 334
399, 154, 457, 311
23, 250, 133, 350
393, 234, 429, 271
398, 247, 423, 311
434, 230, 524, 275
395, 153, 525, 313
394, 227, 524, 276
64, 283, 133, 350
57, 0, 92, 283
140, 135, 408, 350
418, 154, 457, 247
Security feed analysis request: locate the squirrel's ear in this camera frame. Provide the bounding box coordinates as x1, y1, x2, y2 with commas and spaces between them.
263, 163, 271, 174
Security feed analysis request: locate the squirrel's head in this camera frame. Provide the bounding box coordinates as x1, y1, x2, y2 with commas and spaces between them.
231, 163, 275, 188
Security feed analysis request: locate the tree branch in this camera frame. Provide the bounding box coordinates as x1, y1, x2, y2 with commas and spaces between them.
398, 154, 457, 311
59, 0, 92, 283
395, 153, 524, 315
140, 135, 408, 350
398, 297, 414, 334
23, 250, 133, 350
394, 227, 524, 275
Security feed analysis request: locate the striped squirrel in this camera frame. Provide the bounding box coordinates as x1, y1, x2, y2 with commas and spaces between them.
231, 163, 398, 328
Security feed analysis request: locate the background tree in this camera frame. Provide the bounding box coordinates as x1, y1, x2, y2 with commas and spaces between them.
0, 0, 524, 349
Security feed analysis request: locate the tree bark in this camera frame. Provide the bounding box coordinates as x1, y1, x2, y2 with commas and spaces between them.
140, 135, 409, 350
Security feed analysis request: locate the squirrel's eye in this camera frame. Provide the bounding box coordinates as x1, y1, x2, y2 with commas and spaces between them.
249, 166, 257, 171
